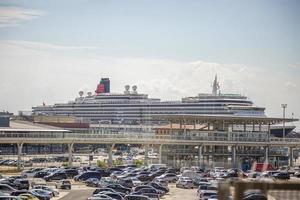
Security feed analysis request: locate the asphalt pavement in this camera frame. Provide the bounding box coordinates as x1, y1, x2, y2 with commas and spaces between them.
59, 188, 94, 200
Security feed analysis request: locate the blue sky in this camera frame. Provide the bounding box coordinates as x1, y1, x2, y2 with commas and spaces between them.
1, 0, 299, 65
0, 0, 299, 128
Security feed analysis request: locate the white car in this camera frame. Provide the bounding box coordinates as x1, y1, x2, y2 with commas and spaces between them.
199, 190, 217, 200
33, 185, 59, 197
88, 194, 113, 200
31, 178, 47, 187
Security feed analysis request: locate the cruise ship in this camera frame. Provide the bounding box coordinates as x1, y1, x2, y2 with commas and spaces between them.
32, 77, 295, 136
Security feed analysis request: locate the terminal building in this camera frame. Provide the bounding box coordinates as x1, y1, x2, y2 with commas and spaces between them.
0, 114, 299, 170
155, 115, 299, 170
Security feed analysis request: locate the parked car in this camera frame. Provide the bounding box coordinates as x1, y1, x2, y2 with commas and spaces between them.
55, 180, 71, 190
21, 169, 43, 178
124, 195, 150, 200
156, 173, 178, 183
272, 172, 290, 180
88, 194, 113, 200
106, 184, 131, 194
74, 171, 101, 182
176, 177, 194, 189
63, 169, 79, 178
85, 178, 100, 187
30, 189, 52, 200
0, 184, 16, 195
33, 185, 59, 197
44, 172, 67, 182
93, 188, 117, 195
10, 190, 30, 197
243, 190, 267, 200
99, 192, 123, 200
136, 174, 152, 183
30, 179, 47, 187
198, 190, 217, 200
97, 177, 116, 188
149, 182, 169, 193
13, 179, 30, 190
132, 188, 164, 197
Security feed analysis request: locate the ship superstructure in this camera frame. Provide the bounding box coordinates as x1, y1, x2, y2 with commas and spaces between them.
32, 76, 266, 124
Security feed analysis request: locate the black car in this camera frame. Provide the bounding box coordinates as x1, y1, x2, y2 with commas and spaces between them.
10, 189, 29, 196
44, 172, 68, 181
149, 182, 169, 193
272, 172, 290, 180
13, 179, 30, 190
34, 171, 49, 178
106, 184, 131, 194
243, 190, 267, 200
93, 188, 116, 195
119, 178, 134, 188
74, 171, 101, 181
136, 174, 152, 182
132, 188, 163, 197
63, 169, 79, 178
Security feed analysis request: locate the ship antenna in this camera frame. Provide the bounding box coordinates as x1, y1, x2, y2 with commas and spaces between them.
212, 75, 220, 95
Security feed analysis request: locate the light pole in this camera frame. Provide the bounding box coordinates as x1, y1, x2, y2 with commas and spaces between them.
281, 104, 287, 140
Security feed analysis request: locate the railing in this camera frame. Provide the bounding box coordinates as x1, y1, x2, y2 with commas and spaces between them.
0, 131, 300, 144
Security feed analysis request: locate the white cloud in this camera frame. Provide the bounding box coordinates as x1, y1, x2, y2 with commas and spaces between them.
1, 40, 97, 51
0, 40, 299, 130
0, 6, 44, 27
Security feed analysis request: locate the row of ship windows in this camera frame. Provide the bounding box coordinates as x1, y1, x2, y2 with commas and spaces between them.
41, 110, 233, 115
34, 106, 251, 112
48, 101, 253, 108
60, 112, 232, 117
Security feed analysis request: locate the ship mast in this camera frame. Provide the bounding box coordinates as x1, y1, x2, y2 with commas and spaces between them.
212, 75, 220, 96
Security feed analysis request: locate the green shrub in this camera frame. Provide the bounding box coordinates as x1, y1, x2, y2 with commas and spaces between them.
134, 159, 144, 167
97, 160, 108, 168
113, 159, 123, 166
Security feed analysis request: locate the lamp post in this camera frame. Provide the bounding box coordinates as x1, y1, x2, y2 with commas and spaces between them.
281, 104, 287, 140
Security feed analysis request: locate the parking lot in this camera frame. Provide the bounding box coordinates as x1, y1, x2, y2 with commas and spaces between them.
50, 183, 196, 200
2, 157, 300, 200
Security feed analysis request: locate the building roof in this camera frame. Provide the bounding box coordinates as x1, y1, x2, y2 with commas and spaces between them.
0, 120, 69, 132
155, 114, 298, 125
157, 124, 207, 130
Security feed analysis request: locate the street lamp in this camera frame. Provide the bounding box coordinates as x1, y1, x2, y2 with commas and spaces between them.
281, 104, 287, 140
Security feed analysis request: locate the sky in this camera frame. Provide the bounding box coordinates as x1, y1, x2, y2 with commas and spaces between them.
0, 0, 299, 129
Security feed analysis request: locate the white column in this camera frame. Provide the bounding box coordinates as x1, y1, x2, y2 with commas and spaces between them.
264, 146, 269, 163
68, 143, 74, 167
289, 147, 294, 167
17, 143, 23, 170
144, 144, 149, 166
198, 145, 203, 168
159, 144, 163, 164
232, 145, 236, 168
108, 144, 115, 167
